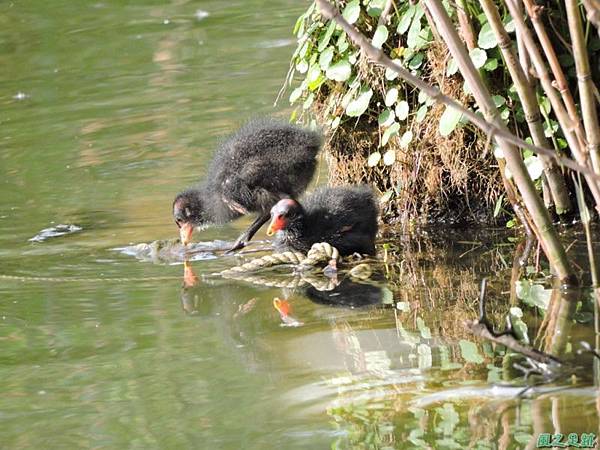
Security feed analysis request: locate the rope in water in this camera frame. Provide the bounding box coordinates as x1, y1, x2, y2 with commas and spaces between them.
218, 242, 340, 276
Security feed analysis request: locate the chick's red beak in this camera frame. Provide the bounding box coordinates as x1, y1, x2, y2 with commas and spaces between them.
266, 215, 286, 236
179, 222, 194, 245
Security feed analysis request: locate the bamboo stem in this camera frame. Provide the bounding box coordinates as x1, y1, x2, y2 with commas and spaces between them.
508, 0, 532, 82
423, 0, 576, 284
566, 0, 600, 174
456, 0, 477, 49
582, 0, 600, 37
480, 0, 572, 215
505, 0, 600, 212
313, 0, 600, 183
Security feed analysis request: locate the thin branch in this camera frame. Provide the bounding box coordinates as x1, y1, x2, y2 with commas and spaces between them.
377, 0, 395, 27
314, 0, 600, 182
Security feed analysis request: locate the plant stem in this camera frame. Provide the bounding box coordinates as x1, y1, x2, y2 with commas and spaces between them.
566, 0, 600, 174
480, 0, 572, 215
423, 0, 576, 284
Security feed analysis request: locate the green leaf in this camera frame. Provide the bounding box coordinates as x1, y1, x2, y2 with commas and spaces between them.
325, 58, 352, 81
492, 95, 506, 107
483, 58, 498, 71
400, 130, 413, 148
318, 20, 336, 52
478, 22, 497, 49
367, 151, 381, 167
459, 340, 484, 364
380, 190, 393, 203
378, 109, 395, 127
503, 16, 515, 33
415, 105, 427, 122
408, 52, 424, 69
342, 0, 361, 24
372, 25, 389, 49
493, 194, 504, 217
289, 86, 303, 104
384, 87, 398, 106
439, 106, 463, 136
395, 100, 409, 120
345, 88, 373, 117
407, 6, 426, 48
383, 149, 396, 165
469, 48, 487, 69
397, 5, 416, 35
337, 32, 349, 52
331, 116, 341, 129
307, 64, 321, 83
382, 122, 400, 146
319, 46, 335, 70
367, 0, 386, 17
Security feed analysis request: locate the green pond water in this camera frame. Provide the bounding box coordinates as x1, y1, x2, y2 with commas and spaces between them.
1, 1, 600, 449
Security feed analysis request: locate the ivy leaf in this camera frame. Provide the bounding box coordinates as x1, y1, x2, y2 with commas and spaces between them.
337, 33, 349, 52
395, 100, 409, 120
400, 130, 413, 148
469, 48, 487, 69
383, 149, 396, 165
378, 109, 395, 127
346, 88, 373, 117
407, 6, 426, 49
319, 46, 335, 70
503, 16, 516, 33
367, 0, 386, 17
367, 151, 381, 167
385, 88, 398, 106
439, 106, 463, 136
325, 58, 352, 81
372, 25, 389, 49
382, 122, 400, 146
296, 59, 308, 74
492, 95, 506, 108
478, 22, 497, 49
342, 0, 361, 24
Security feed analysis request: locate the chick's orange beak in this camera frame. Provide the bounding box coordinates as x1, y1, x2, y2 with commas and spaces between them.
180, 222, 194, 245
266, 215, 286, 236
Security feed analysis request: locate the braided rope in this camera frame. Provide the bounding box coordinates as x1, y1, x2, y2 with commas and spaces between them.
219, 251, 305, 276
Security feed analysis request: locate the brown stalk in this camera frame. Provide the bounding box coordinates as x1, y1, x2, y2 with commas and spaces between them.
505, 0, 600, 211
566, 0, 600, 174
422, 0, 576, 283
313, 0, 600, 182
507, 0, 532, 82
479, 0, 572, 215
456, 0, 477, 49
582, 0, 600, 37
521, 0, 584, 140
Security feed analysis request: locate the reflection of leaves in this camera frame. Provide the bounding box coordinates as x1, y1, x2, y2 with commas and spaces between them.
435, 403, 460, 435
516, 280, 551, 310
459, 340, 484, 363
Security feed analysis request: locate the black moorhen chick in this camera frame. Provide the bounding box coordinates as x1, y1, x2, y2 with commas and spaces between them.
266, 185, 378, 256
173, 119, 322, 251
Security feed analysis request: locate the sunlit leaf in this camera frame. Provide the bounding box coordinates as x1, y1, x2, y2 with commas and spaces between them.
342, 0, 361, 24
397, 5, 416, 34
400, 130, 413, 148
325, 58, 352, 81
385, 87, 398, 106
503, 16, 516, 33
395, 100, 409, 120
524, 155, 544, 180
469, 47, 488, 69
289, 86, 303, 104
319, 46, 335, 70
492, 95, 506, 107
303, 92, 314, 109
478, 22, 497, 49
439, 106, 463, 136
383, 149, 396, 165
318, 20, 336, 52
385, 59, 401, 80
459, 340, 484, 363
446, 57, 458, 76
372, 25, 389, 49
367, 151, 382, 166
331, 116, 341, 129
345, 88, 373, 117
296, 59, 308, 73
